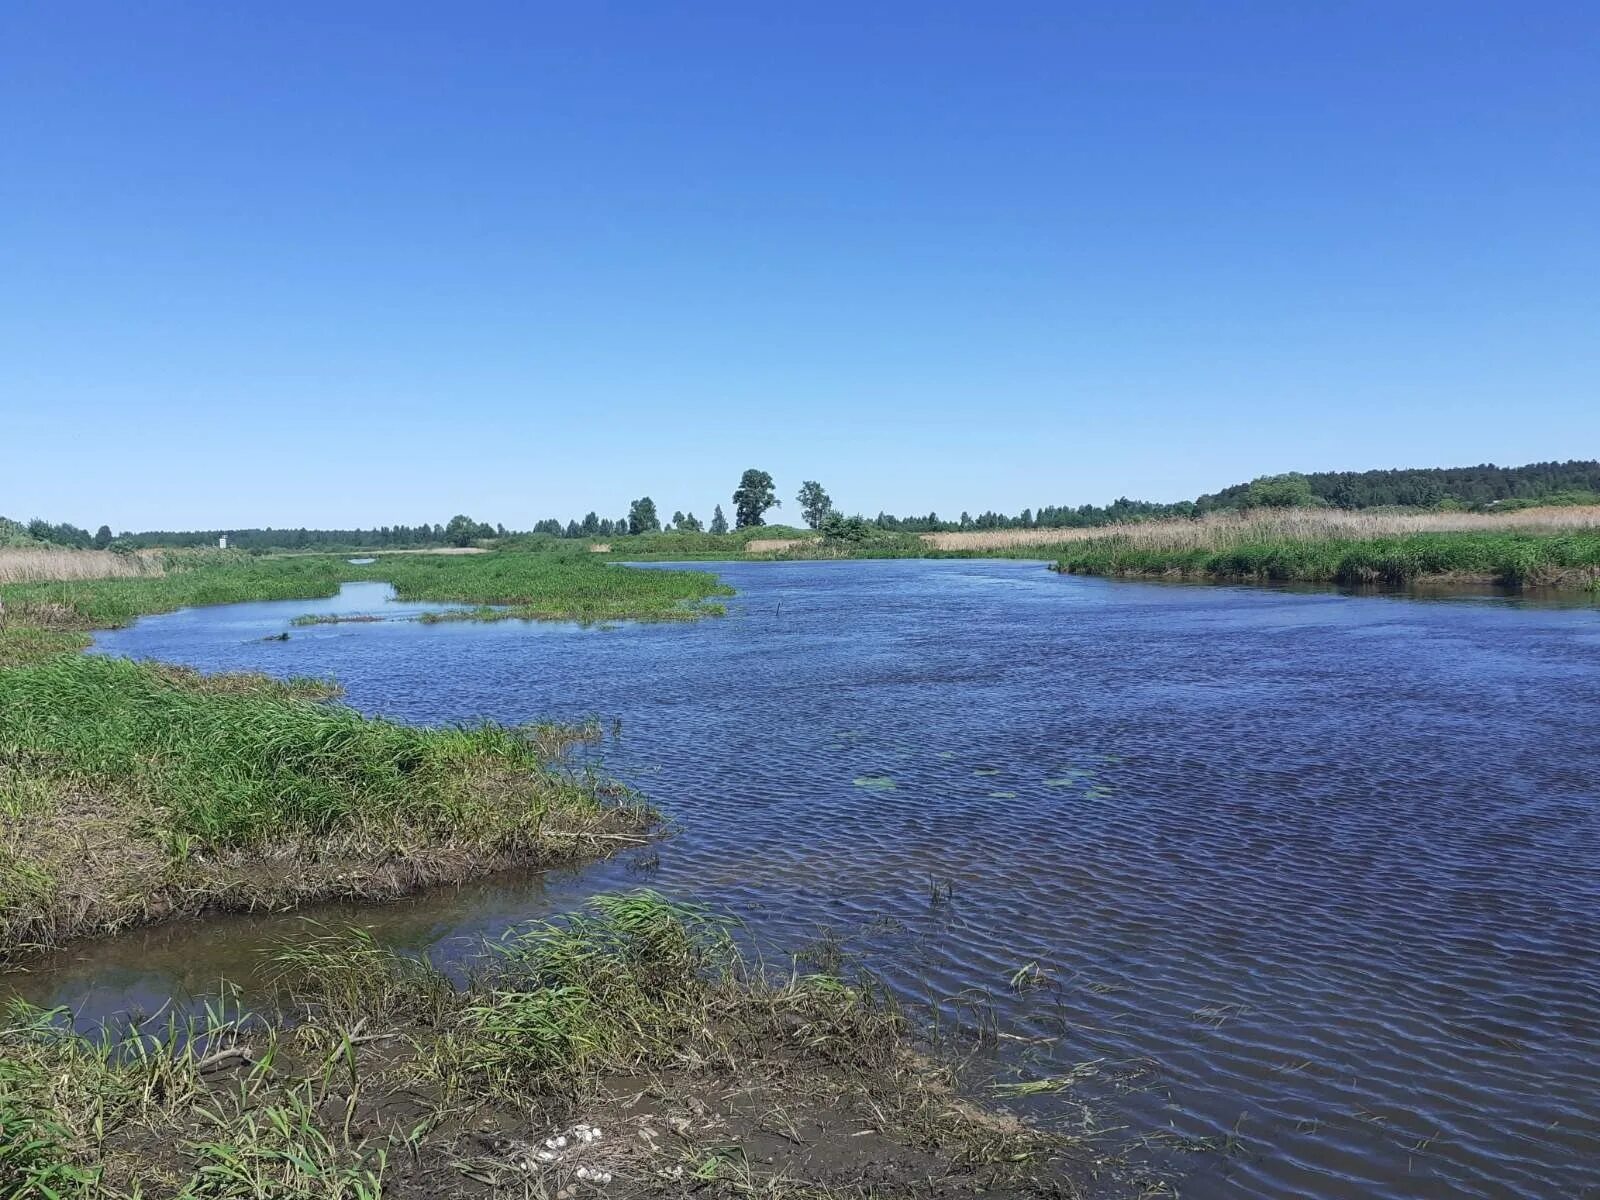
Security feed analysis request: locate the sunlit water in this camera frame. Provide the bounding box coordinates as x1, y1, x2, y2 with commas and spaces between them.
8, 562, 1599, 1199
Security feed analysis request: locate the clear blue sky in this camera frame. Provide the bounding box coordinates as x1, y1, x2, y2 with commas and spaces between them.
3, 2, 1596, 531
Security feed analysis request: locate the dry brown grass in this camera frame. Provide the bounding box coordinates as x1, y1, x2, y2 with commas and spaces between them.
745, 537, 817, 554
921, 504, 1600, 553
0, 547, 164, 585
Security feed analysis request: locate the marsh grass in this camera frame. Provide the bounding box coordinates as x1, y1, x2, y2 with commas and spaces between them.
0, 549, 731, 646
0, 893, 1092, 1198
924, 504, 1600, 554
1056, 529, 1600, 587
0, 547, 164, 585
0, 655, 648, 962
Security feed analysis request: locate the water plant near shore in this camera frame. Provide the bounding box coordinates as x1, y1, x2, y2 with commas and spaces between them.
1, 893, 1097, 1198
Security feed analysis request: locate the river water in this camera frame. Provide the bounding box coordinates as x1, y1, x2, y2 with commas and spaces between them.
9, 561, 1599, 1199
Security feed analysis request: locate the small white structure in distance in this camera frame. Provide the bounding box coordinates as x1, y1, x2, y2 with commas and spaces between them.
218, 534, 228, 549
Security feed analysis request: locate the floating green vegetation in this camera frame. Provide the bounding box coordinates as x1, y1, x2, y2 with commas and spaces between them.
852, 775, 897, 791
973, 767, 1000, 777
0, 893, 1085, 1198
988, 791, 1018, 799
0, 654, 645, 962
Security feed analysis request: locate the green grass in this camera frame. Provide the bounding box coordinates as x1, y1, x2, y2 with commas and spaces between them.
0, 892, 1079, 1198
1056, 530, 1600, 587
0, 548, 731, 648
0, 655, 647, 961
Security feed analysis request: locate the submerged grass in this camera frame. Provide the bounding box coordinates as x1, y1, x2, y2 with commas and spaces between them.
1, 892, 1095, 1198
0, 655, 647, 962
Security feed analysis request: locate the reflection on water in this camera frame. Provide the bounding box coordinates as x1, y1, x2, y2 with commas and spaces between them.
9, 562, 1600, 1200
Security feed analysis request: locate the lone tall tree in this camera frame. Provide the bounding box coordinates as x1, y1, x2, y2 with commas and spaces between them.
93, 524, 113, 549
733, 468, 779, 529
444, 514, 480, 548
710, 504, 729, 535
796, 481, 832, 529
627, 497, 661, 535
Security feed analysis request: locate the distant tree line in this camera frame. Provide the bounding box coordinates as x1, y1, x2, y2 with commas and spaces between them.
12, 460, 1597, 551
1193, 460, 1600, 511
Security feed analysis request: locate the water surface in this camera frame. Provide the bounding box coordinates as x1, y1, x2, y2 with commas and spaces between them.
12, 562, 1600, 1200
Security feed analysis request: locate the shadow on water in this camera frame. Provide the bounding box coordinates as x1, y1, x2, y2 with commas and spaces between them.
8, 561, 1600, 1200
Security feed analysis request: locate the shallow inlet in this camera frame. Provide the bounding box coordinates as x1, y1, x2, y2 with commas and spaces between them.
9, 561, 1600, 1200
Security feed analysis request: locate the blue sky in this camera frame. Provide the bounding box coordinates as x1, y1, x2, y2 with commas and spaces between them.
3, 2, 1596, 531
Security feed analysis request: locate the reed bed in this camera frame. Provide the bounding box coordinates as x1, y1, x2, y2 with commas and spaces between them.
1057, 526, 1600, 587
0, 547, 163, 585
923, 504, 1600, 553
1, 892, 1088, 1199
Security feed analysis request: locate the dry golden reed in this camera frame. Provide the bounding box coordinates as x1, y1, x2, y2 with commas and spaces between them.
0, 547, 164, 585
920, 505, 1600, 553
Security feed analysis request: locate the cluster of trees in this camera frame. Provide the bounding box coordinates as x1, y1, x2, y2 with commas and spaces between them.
6, 518, 114, 549
100, 523, 503, 551
15, 461, 1597, 554
1193, 460, 1600, 511
525, 468, 781, 538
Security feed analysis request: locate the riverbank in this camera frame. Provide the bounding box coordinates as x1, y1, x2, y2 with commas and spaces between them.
0, 653, 647, 965
1052, 528, 1600, 588
1, 892, 1098, 1198
556, 505, 1600, 588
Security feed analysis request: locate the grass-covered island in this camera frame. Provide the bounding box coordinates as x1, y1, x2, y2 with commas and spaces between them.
0, 551, 731, 953
0, 653, 645, 963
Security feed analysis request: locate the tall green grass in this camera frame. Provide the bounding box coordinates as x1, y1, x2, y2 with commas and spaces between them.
0, 548, 732, 631
0, 655, 600, 850
1056, 530, 1600, 587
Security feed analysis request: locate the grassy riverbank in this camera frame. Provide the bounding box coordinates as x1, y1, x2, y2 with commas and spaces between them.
0, 892, 1094, 1199
558, 505, 1600, 587
0, 654, 646, 964
1054, 528, 1600, 587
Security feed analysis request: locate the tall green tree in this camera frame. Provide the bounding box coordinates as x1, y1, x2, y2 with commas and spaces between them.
733, 468, 779, 529
1240, 473, 1320, 509
679, 511, 704, 533
710, 505, 729, 535
796, 480, 832, 529
443, 514, 480, 547
93, 524, 113, 549
627, 497, 660, 535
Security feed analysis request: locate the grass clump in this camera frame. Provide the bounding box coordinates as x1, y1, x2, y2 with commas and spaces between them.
1, 893, 1094, 1198
0, 655, 646, 963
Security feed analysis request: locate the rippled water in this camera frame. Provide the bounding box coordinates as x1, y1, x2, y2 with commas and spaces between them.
10, 562, 1600, 1199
